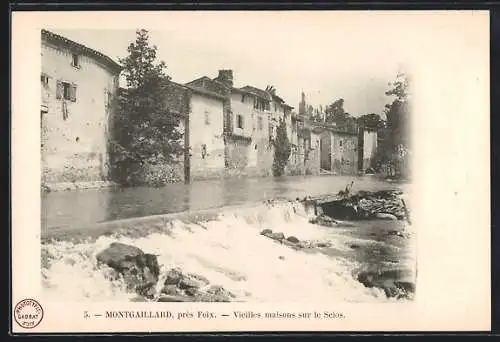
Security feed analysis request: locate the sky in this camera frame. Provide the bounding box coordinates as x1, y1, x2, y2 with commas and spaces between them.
51, 11, 409, 117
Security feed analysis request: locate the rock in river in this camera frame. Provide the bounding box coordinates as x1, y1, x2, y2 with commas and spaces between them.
96, 242, 160, 298
357, 269, 415, 300
374, 213, 398, 221
286, 236, 300, 243
260, 229, 273, 236
261, 230, 285, 241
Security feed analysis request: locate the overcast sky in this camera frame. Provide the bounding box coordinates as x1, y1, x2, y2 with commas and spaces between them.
51, 12, 409, 117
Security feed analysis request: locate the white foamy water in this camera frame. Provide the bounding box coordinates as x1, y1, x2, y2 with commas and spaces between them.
42, 201, 411, 303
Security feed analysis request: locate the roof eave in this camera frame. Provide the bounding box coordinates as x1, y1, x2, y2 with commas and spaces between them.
41, 29, 122, 74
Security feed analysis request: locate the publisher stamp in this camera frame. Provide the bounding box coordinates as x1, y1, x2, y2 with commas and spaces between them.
14, 299, 44, 329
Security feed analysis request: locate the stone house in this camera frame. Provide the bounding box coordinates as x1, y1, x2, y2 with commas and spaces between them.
316, 123, 359, 175
182, 82, 227, 181
41, 29, 122, 191
185, 70, 296, 178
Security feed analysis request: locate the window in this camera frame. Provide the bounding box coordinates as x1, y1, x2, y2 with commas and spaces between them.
236, 114, 244, 129
56, 81, 77, 102
72, 54, 80, 68
274, 103, 277, 112
41, 74, 49, 86
241, 94, 245, 103
204, 111, 210, 125
339, 140, 343, 147
201, 144, 207, 159
257, 117, 263, 131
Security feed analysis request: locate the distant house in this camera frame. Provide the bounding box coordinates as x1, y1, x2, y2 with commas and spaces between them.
41, 29, 122, 190
183, 80, 227, 180
315, 123, 359, 175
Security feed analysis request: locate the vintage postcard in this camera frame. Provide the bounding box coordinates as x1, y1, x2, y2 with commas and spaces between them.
11, 10, 490, 333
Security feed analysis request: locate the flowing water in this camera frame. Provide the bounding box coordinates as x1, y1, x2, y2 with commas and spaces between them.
41, 175, 415, 304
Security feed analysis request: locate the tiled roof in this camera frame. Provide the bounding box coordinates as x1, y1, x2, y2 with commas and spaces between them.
41, 29, 122, 74
184, 85, 225, 100
240, 86, 273, 102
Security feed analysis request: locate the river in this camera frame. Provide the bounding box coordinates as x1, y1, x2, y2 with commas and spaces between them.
41, 175, 415, 304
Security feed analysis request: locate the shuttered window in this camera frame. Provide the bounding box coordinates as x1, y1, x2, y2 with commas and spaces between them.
56, 80, 77, 102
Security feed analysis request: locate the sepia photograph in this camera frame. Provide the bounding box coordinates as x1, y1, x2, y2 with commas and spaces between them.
12, 10, 490, 333
40, 23, 414, 304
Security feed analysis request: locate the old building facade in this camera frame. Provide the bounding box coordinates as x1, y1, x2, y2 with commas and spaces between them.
41, 29, 122, 190
317, 125, 359, 175
41, 31, 372, 189
185, 70, 297, 178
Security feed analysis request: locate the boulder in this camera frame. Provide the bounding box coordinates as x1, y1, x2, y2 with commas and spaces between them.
96, 242, 144, 269
162, 284, 180, 296
179, 277, 202, 290
206, 284, 235, 298
164, 268, 183, 285
96, 242, 160, 298
187, 273, 210, 285
195, 293, 231, 302
374, 213, 398, 220
260, 228, 273, 236
357, 269, 415, 300
309, 215, 337, 227
286, 236, 300, 243
264, 232, 285, 241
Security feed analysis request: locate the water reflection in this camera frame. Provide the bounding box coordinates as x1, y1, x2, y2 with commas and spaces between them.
42, 175, 399, 232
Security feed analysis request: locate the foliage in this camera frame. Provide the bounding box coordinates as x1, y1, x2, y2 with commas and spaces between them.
357, 113, 385, 131
272, 118, 291, 176
377, 72, 411, 179
110, 29, 184, 186
325, 98, 350, 125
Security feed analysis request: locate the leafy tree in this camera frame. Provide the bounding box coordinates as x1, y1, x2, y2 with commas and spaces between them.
378, 72, 411, 178
325, 98, 349, 125
111, 29, 183, 185
357, 113, 385, 131
384, 72, 410, 150
272, 118, 291, 176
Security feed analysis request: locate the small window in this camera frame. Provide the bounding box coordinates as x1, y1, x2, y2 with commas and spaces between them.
339, 140, 343, 147
241, 94, 245, 103
201, 144, 207, 159
41, 74, 49, 86
72, 54, 80, 68
237, 114, 244, 129
274, 103, 277, 112
204, 111, 210, 125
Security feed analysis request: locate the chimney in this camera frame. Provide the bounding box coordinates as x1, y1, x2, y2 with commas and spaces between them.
217, 69, 233, 88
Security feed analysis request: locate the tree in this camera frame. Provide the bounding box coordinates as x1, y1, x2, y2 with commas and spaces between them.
111, 29, 184, 185
380, 72, 411, 178
325, 98, 349, 125
272, 118, 291, 176
384, 72, 410, 149
357, 113, 385, 131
